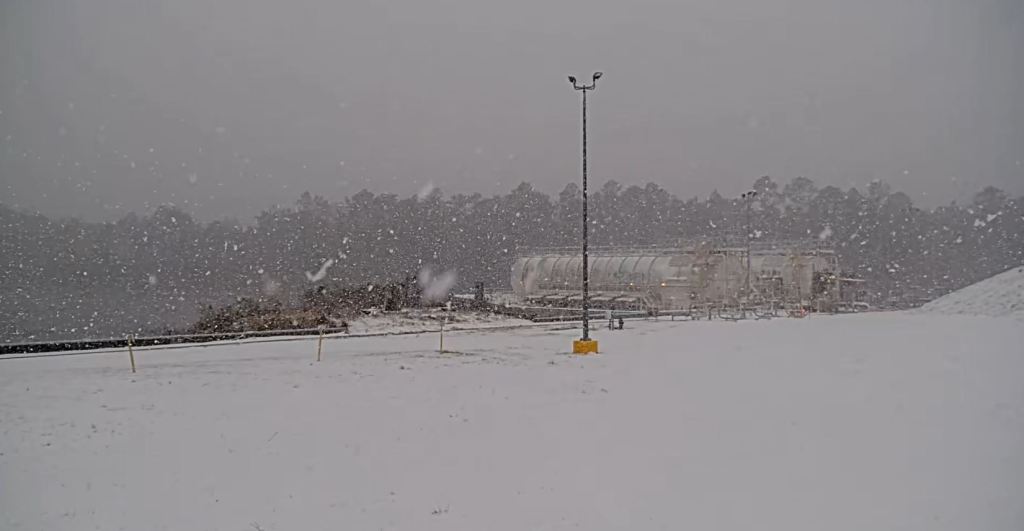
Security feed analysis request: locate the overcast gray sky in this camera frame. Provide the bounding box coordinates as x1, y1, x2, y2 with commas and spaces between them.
2, 0, 1022, 221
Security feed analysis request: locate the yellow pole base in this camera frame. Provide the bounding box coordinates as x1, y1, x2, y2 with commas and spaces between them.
572, 339, 599, 355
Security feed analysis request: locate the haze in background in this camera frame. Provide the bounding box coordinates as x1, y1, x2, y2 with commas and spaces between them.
2, 0, 1021, 221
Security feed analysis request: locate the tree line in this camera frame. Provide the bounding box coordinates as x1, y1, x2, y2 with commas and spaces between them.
2, 177, 1021, 342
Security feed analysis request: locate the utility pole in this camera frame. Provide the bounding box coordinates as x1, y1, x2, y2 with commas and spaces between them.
569, 72, 602, 354
741, 190, 758, 298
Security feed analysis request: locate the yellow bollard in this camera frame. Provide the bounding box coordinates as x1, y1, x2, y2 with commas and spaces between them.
572, 339, 598, 355
316, 327, 324, 362
127, 334, 136, 373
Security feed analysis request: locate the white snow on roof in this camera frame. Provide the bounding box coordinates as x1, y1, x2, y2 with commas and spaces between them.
918, 265, 1024, 318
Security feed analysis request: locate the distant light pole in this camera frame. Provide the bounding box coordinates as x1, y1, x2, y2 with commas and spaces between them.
741, 189, 758, 298
569, 71, 602, 352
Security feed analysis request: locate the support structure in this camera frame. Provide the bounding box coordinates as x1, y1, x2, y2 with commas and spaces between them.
127, 334, 136, 373
316, 326, 324, 362
568, 72, 603, 354
741, 189, 758, 299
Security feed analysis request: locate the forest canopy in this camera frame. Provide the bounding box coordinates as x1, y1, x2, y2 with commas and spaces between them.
2, 177, 1021, 342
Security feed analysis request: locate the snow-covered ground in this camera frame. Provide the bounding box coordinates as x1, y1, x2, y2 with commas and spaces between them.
346, 309, 531, 335
919, 265, 1024, 318
2, 313, 1022, 531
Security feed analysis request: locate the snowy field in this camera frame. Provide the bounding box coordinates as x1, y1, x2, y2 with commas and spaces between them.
2, 313, 1023, 531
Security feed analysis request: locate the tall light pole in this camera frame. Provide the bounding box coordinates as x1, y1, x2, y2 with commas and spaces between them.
569, 71, 602, 354
741, 189, 758, 298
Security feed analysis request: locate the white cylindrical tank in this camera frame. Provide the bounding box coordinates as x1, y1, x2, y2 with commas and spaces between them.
512, 247, 838, 309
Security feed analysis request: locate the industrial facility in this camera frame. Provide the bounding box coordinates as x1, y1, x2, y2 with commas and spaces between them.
511, 243, 864, 312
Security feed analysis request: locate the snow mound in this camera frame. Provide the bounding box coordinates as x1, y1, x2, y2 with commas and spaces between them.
919, 266, 1024, 318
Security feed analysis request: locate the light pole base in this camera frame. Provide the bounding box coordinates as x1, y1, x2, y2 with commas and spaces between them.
572, 339, 599, 355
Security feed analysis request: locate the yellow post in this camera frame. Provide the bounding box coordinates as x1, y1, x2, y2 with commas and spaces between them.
127, 334, 136, 373
316, 327, 324, 362
572, 339, 598, 355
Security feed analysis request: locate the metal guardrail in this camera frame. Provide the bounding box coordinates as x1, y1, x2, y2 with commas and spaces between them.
0, 306, 867, 362
0, 320, 594, 361
0, 307, 683, 359
0, 326, 352, 356
2, 299, 856, 358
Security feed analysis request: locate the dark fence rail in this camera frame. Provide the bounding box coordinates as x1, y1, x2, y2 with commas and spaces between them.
0, 326, 352, 356
1, 302, 701, 357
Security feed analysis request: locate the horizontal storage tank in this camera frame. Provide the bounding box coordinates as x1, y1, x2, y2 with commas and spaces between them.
512, 247, 840, 309
512, 253, 689, 294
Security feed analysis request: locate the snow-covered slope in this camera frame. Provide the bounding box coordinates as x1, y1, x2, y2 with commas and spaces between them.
919, 266, 1024, 318
2, 314, 1022, 531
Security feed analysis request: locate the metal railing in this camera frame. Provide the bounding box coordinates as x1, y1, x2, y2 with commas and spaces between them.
0, 326, 352, 356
